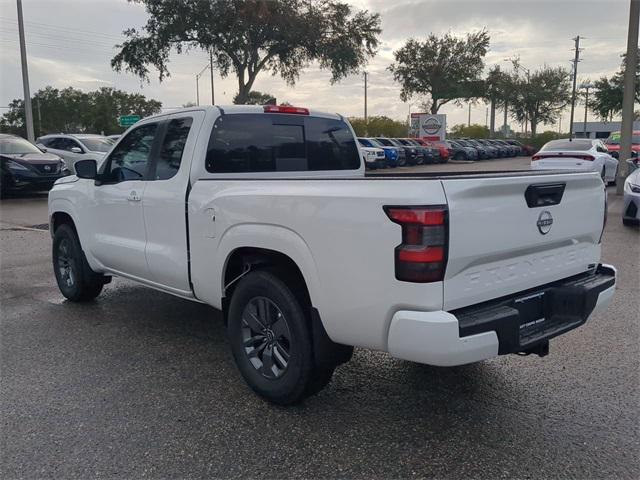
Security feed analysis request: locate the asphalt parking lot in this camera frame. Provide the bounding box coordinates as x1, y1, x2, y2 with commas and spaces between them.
1, 159, 639, 479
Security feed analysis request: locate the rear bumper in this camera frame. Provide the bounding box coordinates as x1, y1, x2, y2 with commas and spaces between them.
387, 264, 616, 366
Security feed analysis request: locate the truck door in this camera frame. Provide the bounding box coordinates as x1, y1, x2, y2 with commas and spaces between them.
141, 111, 205, 293
87, 122, 159, 279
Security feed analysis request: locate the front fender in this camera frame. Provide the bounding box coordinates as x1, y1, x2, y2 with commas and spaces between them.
48, 193, 103, 272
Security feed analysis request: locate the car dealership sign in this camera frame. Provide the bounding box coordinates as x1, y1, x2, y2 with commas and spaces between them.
410, 113, 446, 141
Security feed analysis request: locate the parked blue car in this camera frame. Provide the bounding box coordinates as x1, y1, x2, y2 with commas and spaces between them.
358, 137, 399, 167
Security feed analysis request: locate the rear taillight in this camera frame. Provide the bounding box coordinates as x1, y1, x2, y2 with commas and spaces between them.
532, 153, 595, 161
263, 105, 309, 115
384, 206, 448, 283
599, 188, 607, 244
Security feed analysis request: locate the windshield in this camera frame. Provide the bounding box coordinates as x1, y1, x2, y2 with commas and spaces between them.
375, 138, 393, 146
79, 137, 114, 152
0, 136, 43, 155
605, 132, 640, 145
366, 138, 384, 148
541, 140, 592, 151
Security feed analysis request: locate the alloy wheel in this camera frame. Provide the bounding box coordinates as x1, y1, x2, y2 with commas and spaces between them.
241, 296, 292, 379
57, 238, 76, 288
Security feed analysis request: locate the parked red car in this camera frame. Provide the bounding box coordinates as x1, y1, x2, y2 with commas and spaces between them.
412, 138, 449, 163
605, 131, 640, 159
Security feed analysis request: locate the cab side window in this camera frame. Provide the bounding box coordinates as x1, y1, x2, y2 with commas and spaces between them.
155, 117, 193, 180
103, 123, 157, 182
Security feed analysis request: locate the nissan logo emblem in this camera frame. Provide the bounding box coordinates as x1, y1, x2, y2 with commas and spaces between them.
422, 117, 442, 135
537, 210, 553, 235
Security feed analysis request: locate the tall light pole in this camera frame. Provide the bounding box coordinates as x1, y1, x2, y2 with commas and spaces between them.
617, 0, 640, 194
568, 35, 583, 139
580, 82, 593, 138
504, 58, 530, 136
363, 71, 368, 124
16, 0, 34, 142
195, 62, 209, 106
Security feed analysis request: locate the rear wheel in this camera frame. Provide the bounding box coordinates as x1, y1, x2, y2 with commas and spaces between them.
227, 270, 334, 405
52, 224, 105, 302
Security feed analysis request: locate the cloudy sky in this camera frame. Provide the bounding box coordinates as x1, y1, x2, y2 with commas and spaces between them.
0, 0, 634, 131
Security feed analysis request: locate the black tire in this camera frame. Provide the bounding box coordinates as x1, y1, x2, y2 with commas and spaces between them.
52, 223, 104, 302
227, 270, 333, 405
453, 152, 465, 161
623, 218, 637, 227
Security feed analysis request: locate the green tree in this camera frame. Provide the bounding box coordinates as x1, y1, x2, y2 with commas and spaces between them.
450, 124, 490, 138
348, 116, 407, 137
112, 0, 381, 104
483, 65, 517, 134
0, 86, 162, 137
86, 87, 162, 134
589, 55, 640, 121
232, 90, 276, 105
388, 30, 490, 113
509, 66, 570, 136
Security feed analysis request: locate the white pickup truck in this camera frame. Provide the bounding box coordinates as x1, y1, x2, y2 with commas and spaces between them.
48, 105, 616, 405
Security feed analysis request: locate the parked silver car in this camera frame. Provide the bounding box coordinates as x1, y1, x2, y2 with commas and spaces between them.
36, 134, 114, 173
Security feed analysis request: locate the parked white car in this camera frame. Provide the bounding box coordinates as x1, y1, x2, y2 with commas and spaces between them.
359, 146, 386, 169
623, 163, 640, 226
48, 105, 616, 405
36, 134, 114, 173
531, 139, 619, 184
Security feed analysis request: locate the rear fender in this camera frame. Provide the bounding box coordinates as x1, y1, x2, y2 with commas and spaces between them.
196, 223, 322, 312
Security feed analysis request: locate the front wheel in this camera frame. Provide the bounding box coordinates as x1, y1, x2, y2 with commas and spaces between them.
227, 270, 334, 405
52, 224, 105, 302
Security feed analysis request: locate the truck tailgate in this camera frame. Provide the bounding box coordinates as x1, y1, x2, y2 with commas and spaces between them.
441, 172, 605, 310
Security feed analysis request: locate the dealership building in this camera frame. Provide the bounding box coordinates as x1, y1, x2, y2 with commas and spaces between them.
572, 120, 640, 139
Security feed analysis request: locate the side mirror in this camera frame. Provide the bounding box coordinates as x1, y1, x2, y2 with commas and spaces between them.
70, 146, 83, 154
74, 159, 97, 179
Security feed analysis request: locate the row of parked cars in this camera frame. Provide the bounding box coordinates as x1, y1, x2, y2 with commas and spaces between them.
0, 133, 115, 196
358, 137, 536, 169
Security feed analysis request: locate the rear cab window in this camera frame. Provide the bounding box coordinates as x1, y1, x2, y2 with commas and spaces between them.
205, 114, 360, 173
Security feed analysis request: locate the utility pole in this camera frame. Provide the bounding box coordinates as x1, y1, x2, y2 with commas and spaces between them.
569, 35, 582, 140
209, 49, 215, 104
467, 103, 471, 127
36, 98, 41, 137
16, 0, 34, 142
617, 0, 639, 194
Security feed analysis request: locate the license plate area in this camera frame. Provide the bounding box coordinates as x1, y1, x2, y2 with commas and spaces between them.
515, 288, 585, 346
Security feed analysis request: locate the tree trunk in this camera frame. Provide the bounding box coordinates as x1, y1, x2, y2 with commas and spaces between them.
431, 98, 438, 114
234, 69, 259, 104
489, 98, 496, 137
530, 118, 537, 137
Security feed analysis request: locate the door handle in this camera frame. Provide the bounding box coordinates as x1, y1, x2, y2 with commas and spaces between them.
127, 190, 141, 202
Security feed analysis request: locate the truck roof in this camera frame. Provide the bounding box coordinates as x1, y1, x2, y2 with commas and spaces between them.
145, 105, 343, 121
